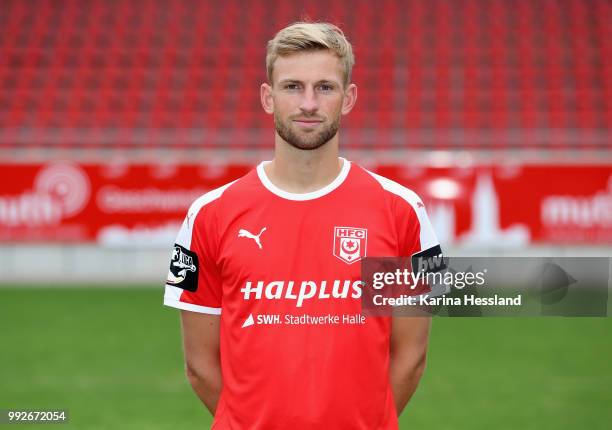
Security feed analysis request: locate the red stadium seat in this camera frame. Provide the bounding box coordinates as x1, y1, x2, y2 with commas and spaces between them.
0, 0, 609, 154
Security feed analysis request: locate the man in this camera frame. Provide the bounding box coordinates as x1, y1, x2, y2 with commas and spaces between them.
164, 22, 441, 429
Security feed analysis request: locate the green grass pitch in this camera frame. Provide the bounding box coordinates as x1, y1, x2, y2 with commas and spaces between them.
0, 287, 610, 429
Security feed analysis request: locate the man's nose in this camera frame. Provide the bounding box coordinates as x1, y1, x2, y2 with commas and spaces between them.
299, 86, 319, 113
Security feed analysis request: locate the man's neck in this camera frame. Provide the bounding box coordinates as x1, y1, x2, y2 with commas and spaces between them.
264, 135, 343, 194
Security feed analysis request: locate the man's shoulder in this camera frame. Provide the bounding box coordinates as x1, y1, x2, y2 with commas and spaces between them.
187, 168, 257, 219
350, 162, 425, 211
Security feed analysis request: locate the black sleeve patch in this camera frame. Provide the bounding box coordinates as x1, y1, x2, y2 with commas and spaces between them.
411, 244, 446, 274
166, 244, 199, 292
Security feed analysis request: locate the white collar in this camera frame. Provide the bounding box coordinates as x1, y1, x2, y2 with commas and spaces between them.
256, 157, 351, 201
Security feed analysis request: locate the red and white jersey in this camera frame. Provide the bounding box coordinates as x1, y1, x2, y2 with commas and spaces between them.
164, 158, 441, 430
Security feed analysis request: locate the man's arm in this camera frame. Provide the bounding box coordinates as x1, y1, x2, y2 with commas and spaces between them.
180, 310, 222, 415
389, 316, 431, 415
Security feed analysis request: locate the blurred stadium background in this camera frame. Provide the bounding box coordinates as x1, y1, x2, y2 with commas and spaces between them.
0, 0, 610, 429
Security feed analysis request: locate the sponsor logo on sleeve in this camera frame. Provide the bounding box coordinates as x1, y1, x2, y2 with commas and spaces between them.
411, 244, 446, 274
166, 244, 199, 292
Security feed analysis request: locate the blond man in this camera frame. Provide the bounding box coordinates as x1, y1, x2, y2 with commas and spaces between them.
164, 22, 441, 429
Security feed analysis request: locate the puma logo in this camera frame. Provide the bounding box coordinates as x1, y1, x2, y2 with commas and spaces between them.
238, 227, 267, 249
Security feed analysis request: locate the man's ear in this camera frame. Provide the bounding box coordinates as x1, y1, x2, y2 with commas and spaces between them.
341, 83, 357, 115
260, 83, 274, 114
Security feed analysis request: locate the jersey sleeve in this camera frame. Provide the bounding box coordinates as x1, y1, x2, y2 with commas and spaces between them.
395, 195, 442, 259
163, 199, 223, 314
395, 193, 448, 298
364, 168, 442, 260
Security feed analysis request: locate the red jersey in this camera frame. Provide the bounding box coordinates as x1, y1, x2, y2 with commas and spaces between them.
164, 158, 441, 429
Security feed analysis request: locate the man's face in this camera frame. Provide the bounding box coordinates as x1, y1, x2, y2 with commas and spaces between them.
262, 50, 357, 150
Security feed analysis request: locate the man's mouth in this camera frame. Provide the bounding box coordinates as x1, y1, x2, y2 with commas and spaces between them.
293, 118, 323, 127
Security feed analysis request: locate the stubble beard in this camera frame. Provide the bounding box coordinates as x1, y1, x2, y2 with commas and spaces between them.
274, 114, 341, 151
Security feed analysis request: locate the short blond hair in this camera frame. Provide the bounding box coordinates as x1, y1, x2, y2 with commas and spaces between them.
266, 22, 355, 87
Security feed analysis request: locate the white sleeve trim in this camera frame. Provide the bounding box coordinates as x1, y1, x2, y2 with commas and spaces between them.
163, 295, 222, 315
364, 169, 440, 250
175, 178, 239, 248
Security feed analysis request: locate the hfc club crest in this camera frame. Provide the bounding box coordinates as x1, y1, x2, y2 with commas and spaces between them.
333, 226, 367, 265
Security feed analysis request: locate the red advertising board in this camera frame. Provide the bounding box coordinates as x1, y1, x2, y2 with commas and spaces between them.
0, 162, 251, 244
375, 164, 612, 246
0, 162, 610, 246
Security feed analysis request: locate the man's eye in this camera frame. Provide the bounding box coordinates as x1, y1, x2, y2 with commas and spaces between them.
284, 84, 299, 90
319, 84, 333, 91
